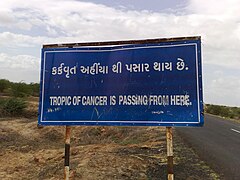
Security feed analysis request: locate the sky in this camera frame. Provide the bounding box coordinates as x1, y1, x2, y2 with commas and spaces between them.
0, 0, 239, 107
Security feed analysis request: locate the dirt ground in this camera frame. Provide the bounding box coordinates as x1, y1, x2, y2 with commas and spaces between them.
0, 116, 220, 180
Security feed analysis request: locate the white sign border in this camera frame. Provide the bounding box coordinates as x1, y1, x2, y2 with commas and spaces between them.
40, 43, 201, 124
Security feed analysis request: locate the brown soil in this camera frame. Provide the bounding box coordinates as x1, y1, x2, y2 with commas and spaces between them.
0, 117, 220, 180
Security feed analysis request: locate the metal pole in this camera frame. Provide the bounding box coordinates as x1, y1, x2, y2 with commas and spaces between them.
64, 126, 71, 180
166, 127, 174, 180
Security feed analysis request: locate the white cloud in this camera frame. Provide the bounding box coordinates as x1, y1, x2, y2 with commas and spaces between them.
0, 8, 14, 25
204, 69, 240, 106
187, 0, 240, 18
0, 53, 40, 83
0, 32, 42, 47
0, 53, 39, 70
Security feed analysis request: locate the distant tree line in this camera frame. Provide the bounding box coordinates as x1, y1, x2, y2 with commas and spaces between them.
0, 79, 39, 97
205, 104, 240, 120
0, 79, 39, 117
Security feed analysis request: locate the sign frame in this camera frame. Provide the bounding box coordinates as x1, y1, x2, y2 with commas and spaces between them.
38, 36, 204, 126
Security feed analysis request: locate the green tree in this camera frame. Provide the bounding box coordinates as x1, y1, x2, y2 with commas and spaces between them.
29, 83, 40, 96
11, 82, 32, 97
0, 79, 10, 93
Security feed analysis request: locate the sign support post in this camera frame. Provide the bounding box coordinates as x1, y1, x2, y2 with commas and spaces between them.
166, 127, 174, 180
64, 126, 71, 180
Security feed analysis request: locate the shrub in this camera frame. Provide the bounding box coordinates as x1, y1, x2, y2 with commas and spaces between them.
206, 104, 240, 120
206, 105, 220, 115
10, 82, 32, 97
29, 83, 40, 96
0, 98, 27, 116
0, 79, 40, 97
0, 79, 10, 93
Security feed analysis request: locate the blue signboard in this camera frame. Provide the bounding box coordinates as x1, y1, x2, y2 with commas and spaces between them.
38, 38, 203, 126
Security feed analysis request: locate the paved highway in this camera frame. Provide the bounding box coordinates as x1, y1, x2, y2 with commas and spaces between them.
177, 114, 240, 180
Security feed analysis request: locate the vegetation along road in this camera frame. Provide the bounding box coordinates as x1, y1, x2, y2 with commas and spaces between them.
177, 114, 240, 180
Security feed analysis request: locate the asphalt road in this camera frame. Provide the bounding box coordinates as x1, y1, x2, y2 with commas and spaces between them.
176, 114, 240, 180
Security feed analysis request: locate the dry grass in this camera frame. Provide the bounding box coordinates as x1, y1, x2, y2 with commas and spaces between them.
0, 117, 220, 180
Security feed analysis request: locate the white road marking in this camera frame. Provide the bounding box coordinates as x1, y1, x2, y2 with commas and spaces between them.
231, 128, 240, 134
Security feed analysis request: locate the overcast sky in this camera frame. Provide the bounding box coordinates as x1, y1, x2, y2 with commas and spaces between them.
0, 0, 239, 107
